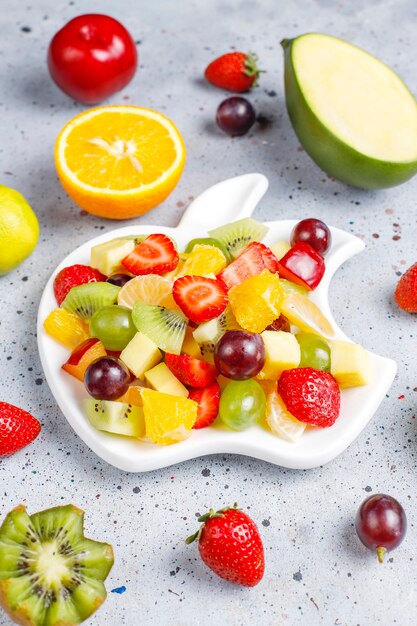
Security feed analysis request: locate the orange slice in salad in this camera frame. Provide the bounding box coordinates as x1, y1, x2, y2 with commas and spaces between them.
55, 106, 186, 219
118, 275, 173, 309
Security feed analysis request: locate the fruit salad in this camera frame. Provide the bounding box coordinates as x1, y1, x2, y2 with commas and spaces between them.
43, 216, 374, 446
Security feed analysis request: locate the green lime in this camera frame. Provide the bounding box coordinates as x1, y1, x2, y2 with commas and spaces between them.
0, 185, 39, 274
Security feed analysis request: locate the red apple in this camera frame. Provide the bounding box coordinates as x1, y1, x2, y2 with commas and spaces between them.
278, 242, 325, 290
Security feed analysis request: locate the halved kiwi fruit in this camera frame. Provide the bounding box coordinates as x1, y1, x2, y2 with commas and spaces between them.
0, 504, 113, 626
61, 282, 120, 322
84, 399, 145, 438
208, 217, 269, 259
132, 301, 187, 355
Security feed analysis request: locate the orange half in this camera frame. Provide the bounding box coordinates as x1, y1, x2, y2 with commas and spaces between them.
55, 106, 186, 219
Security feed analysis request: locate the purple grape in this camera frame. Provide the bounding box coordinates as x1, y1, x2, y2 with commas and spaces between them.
214, 330, 265, 380
355, 494, 407, 563
291, 218, 331, 255
84, 356, 130, 401
106, 273, 132, 287
216, 97, 256, 137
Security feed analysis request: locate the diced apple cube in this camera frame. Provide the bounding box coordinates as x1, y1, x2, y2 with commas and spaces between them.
270, 240, 291, 260
330, 340, 374, 388
144, 362, 188, 397
120, 332, 162, 380
182, 326, 202, 358
258, 330, 301, 380
91, 238, 136, 276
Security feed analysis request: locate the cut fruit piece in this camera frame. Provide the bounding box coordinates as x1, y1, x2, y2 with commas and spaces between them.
132, 302, 187, 354
282, 34, 417, 189
173, 275, 228, 324
280, 291, 334, 338
54, 264, 106, 306
84, 398, 145, 437
192, 313, 229, 363
184, 237, 231, 262
280, 278, 309, 297
176, 245, 227, 277
265, 389, 306, 442
144, 362, 188, 397
257, 330, 301, 380
0, 504, 113, 626
43, 308, 90, 348
117, 383, 144, 406
330, 340, 374, 388
278, 242, 325, 290
229, 271, 284, 333
117, 274, 173, 309
61, 282, 120, 322
189, 381, 221, 429
119, 332, 162, 379
62, 338, 107, 382
122, 234, 179, 276
141, 389, 198, 445
270, 240, 291, 260
209, 217, 269, 259
182, 326, 202, 358
91, 238, 136, 276
165, 353, 218, 387
217, 242, 265, 291
247, 242, 280, 273
55, 105, 186, 219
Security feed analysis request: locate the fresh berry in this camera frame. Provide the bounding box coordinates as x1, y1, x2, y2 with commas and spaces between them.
53, 264, 105, 305
216, 97, 256, 137
122, 234, 179, 276
173, 276, 228, 323
247, 242, 279, 273
165, 354, 218, 388
0, 402, 41, 457
278, 367, 340, 427
189, 381, 221, 429
394, 262, 417, 312
205, 52, 262, 92
355, 494, 407, 563
186, 503, 264, 587
217, 243, 265, 291
291, 218, 332, 255
278, 242, 325, 290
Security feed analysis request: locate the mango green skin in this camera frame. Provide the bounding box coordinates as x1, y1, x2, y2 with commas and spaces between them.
0, 185, 39, 274
281, 36, 417, 189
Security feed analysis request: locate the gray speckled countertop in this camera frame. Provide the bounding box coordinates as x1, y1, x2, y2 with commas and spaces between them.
0, 1, 416, 624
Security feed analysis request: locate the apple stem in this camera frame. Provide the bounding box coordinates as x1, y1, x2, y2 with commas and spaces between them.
376, 546, 387, 563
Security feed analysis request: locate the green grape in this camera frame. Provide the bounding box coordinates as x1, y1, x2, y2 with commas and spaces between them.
280, 278, 309, 297
90, 305, 136, 351
296, 332, 331, 371
219, 379, 266, 431
184, 237, 231, 262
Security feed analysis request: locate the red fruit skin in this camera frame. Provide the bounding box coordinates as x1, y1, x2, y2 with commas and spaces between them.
0, 402, 41, 457
278, 242, 325, 290
205, 52, 257, 92
189, 382, 221, 429
217, 244, 265, 291
122, 234, 179, 276
165, 354, 218, 387
198, 508, 265, 586
278, 367, 340, 427
394, 262, 417, 312
47, 14, 137, 104
355, 494, 407, 553
54, 264, 106, 306
172, 276, 228, 323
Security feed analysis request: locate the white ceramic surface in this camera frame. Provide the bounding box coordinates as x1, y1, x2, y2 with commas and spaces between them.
37, 174, 397, 472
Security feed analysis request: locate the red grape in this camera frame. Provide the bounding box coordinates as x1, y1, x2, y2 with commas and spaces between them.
106, 273, 132, 287
214, 330, 265, 380
84, 356, 130, 401
355, 494, 407, 563
216, 97, 256, 137
291, 218, 331, 255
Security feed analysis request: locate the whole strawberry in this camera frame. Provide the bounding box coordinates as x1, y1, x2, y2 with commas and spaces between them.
54, 264, 106, 305
0, 402, 41, 456
278, 367, 340, 427
186, 503, 264, 586
394, 262, 417, 313
205, 52, 263, 92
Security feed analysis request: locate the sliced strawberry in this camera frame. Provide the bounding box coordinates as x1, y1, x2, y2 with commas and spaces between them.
217, 244, 265, 291
0, 402, 41, 457
122, 234, 179, 275
53, 264, 106, 306
165, 354, 218, 387
248, 242, 279, 273
189, 381, 221, 429
173, 276, 228, 323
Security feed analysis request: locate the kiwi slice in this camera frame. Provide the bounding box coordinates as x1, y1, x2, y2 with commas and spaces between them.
208, 217, 269, 259
0, 504, 113, 626
132, 302, 187, 355
184, 237, 232, 262
192, 307, 240, 362
84, 399, 145, 438
61, 282, 120, 322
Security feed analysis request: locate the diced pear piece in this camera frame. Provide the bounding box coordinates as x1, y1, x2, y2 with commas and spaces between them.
91, 238, 135, 276
144, 362, 188, 397
330, 340, 374, 388
120, 332, 162, 380
182, 326, 202, 358
266, 389, 306, 442
270, 240, 291, 260
257, 330, 301, 380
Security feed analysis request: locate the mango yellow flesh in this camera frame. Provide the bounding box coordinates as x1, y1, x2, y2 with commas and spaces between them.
330, 340, 374, 388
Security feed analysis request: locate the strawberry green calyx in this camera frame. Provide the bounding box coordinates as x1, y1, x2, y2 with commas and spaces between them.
243, 52, 264, 86
185, 503, 238, 544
